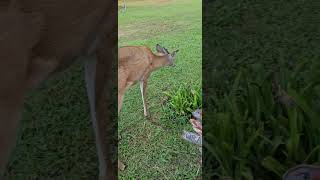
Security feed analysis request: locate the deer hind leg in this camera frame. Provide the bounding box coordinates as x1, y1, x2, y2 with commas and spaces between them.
85, 57, 117, 179
96, 47, 117, 179
139, 80, 149, 117
85, 58, 106, 177
85, 42, 117, 179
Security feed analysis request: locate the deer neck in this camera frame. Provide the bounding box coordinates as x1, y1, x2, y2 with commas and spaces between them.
150, 54, 168, 70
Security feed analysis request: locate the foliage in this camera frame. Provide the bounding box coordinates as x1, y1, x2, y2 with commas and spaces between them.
163, 84, 202, 121
204, 61, 320, 179
204, 0, 320, 179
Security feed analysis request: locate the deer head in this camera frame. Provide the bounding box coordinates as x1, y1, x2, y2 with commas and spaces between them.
155, 44, 179, 67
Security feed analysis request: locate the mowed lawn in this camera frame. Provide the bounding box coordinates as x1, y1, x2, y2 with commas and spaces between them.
4, 0, 201, 179
118, 0, 202, 179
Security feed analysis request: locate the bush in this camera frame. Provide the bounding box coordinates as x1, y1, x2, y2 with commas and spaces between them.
204, 61, 320, 179
163, 84, 202, 121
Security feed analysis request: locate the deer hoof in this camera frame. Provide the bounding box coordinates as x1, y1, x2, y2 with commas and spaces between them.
118, 160, 126, 171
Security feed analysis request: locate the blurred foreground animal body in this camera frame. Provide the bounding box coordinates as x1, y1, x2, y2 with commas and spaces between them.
0, 0, 117, 179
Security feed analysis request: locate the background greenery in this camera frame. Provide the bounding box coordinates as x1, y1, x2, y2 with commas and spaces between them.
204, 0, 320, 179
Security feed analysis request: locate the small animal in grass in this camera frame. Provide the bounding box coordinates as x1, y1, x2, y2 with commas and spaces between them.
118, 44, 179, 117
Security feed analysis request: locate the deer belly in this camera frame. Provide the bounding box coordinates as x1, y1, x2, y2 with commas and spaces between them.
127, 71, 146, 82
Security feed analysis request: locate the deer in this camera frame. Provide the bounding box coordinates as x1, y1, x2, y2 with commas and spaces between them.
0, 0, 117, 179
118, 44, 179, 118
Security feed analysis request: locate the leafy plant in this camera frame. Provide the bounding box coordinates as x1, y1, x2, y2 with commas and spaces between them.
204, 62, 320, 179
203, 0, 320, 179
163, 83, 202, 118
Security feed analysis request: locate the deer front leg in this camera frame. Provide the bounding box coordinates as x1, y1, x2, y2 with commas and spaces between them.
118, 90, 125, 114
0, 7, 42, 176
139, 80, 149, 117
0, 100, 23, 177
0, 64, 27, 177
118, 77, 127, 114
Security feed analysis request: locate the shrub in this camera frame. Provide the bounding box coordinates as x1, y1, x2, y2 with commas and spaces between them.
163, 84, 202, 121
204, 61, 320, 179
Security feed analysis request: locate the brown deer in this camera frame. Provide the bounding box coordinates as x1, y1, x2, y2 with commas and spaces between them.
0, 0, 117, 179
118, 44, 179, 117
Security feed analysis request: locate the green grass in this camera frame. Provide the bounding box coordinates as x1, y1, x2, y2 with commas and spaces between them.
118, 0, 202, 179
4, 0, 201, 179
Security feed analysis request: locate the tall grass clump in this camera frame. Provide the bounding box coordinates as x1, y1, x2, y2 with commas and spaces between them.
163, 83, 202, 122
203, 60, 320, 179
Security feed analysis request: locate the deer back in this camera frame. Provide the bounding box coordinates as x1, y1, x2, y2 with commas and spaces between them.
119, 46, 156, 83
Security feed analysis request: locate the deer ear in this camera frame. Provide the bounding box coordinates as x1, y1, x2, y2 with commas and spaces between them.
163, 47, 169, 54
156, 44, 164, 53
171, 49, 179, 56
